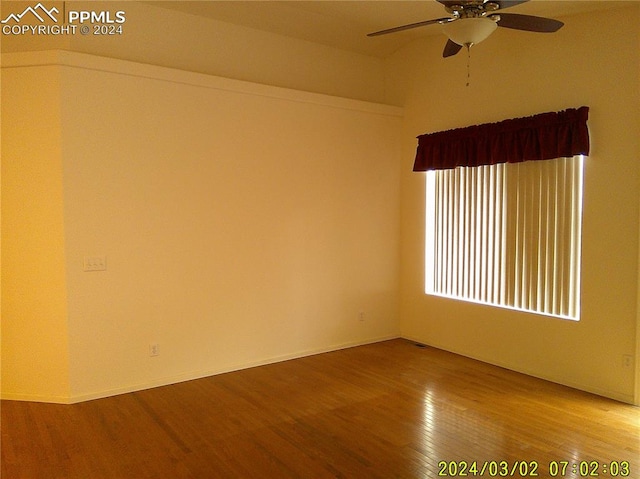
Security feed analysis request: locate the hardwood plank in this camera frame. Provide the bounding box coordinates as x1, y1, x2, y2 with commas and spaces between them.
2, 339, 638, 478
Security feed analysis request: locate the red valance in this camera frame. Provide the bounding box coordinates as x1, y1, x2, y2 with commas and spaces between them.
413, 107, 590, 171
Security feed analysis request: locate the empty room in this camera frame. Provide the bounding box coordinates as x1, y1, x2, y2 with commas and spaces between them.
2, 0, 639, 477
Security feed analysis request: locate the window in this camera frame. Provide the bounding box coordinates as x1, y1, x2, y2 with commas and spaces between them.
413, 107, 590, 321
424, 156, 584, 320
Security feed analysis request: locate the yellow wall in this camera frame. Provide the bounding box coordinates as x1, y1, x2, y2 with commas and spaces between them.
2, 2, 639, 405
2, 51, 402, 402
1, 63, 71, 402
390, 5, 640, 404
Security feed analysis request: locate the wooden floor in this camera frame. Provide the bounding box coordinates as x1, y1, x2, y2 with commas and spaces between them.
2, 339, 638, 478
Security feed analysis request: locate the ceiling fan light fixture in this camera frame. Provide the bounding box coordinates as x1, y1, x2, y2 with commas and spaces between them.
442, 17, 498, 47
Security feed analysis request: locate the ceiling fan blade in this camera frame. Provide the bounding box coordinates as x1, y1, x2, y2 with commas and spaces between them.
496, 13, 564, 32
367, 17, 452, 37
494, 1, 530, 10
436, 0, 464, 7
443, 39, 463, 57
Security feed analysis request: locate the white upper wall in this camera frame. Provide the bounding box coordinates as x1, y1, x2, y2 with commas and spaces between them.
0, 1, 388, 104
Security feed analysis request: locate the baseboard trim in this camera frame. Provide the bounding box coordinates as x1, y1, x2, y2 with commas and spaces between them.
4, 335, 632, 405
63, 335, 399, 404
401, 335, 636, 405
0, 392, 71, 404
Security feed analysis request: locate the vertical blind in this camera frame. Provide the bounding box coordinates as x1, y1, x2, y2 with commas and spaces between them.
425, 156, 584, 319
417, 108, 589, 320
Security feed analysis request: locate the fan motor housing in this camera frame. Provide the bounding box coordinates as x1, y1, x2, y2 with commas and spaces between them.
446, 1, 501, 17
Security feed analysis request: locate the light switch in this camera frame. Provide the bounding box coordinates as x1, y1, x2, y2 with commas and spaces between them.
84, 256, 107, 272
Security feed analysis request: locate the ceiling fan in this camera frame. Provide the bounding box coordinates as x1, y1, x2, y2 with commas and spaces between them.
367, 0, 564, 57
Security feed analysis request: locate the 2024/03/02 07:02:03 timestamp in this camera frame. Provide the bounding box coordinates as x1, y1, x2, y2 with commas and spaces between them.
437, 460, 631, 477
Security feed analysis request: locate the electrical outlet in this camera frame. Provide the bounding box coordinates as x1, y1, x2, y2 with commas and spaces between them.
149, 343, 159, 357
622, 355, 633, 369
83, 256, 106, 272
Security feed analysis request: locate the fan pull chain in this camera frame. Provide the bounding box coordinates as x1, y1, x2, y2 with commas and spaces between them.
466, 44, 472, 87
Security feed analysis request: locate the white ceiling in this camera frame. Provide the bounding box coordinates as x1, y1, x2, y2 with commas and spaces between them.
152, 1, 626, 57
